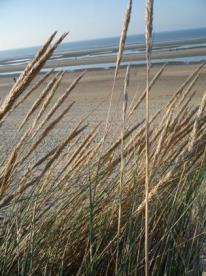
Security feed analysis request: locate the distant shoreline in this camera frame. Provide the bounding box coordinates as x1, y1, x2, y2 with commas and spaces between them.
0, 37, 205, 77
0, 60, 205, 79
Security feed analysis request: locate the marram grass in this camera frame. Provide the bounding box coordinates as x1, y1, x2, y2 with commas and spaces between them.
0, 3, 206, 276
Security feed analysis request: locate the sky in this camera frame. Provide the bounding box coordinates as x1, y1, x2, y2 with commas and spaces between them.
1, 0, 206, 51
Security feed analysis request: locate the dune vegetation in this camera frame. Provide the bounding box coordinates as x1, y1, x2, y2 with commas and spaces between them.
0, 0, 205, 275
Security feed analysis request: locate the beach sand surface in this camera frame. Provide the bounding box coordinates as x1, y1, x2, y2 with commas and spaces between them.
0, 63, 205, 161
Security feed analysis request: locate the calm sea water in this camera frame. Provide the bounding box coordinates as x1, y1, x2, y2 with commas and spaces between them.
0, 28, 206, 60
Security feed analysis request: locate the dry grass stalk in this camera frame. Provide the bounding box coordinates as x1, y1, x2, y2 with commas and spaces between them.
166, 62, 205, 112
10, 32, 57, 95
128, 64, 166, 117
172, 90, 198, 129
18, 102, 75, 165
122, 66, 130, 122
114, 0, 132, 82
145, 0, 154, 274
31, 70, 86, 137
19, 71, 63, 130
150, 63, 204, 149
2, 71, 54, 125
116, 65, 130, 273
135, 134, 205, 216
3, 119, 89, 208
151, 66, 204, 166
177, 69, 203, 109
189, 89, 206, 150
151, 64, 205, 161
34, 122, 99, 179
41, 125, 87, 176
13, 70, 54, 110
32, 108, 98, 176
0, 175, 40, 209
152, 110, 173, 166
0, 32, 68, 123
104, 0, 132, 140
154, 111, 196, 165
134, 101, 205, 217
21, 31, 57, 78
30, 71, 65, 132
100, 120, 143, 162
61, 138, 103, 183
57, 124, 100, 180
101, 108, 160, 168
8, 128, 33, 174
0, 150, 17, 198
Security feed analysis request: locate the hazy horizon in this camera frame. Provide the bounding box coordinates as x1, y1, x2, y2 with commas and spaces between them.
1, 26, 206, 53
1, 0, 206, 51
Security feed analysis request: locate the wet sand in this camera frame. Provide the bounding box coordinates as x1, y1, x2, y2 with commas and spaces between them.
0, 46, 206, 74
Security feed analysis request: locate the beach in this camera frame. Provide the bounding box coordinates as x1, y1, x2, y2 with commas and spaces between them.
0, 33, 205, 165
0, 45, 206, 74
0, 36, 206, 74
0, 63, 205, 161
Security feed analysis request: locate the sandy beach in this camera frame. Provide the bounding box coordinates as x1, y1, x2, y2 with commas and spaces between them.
0, 47, 206, 74
0, 63, 205, 161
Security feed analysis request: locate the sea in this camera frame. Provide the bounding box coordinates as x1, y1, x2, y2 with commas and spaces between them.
0, 27, 206, 75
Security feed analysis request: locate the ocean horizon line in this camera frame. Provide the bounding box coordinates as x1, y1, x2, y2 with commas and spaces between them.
0, 26, 206, 55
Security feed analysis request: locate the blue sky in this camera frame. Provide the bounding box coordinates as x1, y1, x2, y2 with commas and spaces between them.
1, 0, 206, 50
